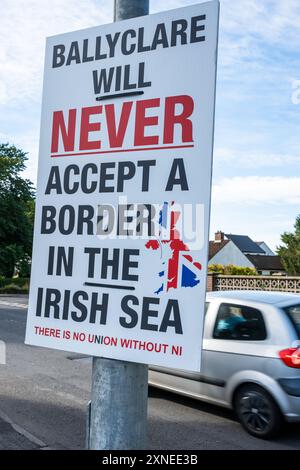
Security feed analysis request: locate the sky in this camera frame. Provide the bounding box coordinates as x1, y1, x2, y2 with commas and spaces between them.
0, 0, 299, 250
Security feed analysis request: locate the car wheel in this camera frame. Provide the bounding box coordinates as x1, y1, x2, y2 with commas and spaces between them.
234, 384, 282, 439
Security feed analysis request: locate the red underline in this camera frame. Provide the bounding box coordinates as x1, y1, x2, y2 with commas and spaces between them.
51, 144, 194, 158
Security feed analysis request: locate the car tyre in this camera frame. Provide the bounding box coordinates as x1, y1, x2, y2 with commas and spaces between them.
234, 384, 283, 439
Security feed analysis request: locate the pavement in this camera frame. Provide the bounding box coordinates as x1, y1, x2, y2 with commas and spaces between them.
0, 294, 299, 450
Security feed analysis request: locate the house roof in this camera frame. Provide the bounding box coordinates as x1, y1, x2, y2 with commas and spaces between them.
246, 255, 284, 271
209, 240, 229, 259
255, 241, 275, 256
225, 234, 265, 254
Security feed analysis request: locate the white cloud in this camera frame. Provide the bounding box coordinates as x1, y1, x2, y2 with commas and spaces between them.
0, 0, 112, 106
214, 147, 300, 168
217, 0, 300, 77
220, 0, 300, 46
0, 0, 117, 186
212, 176, 300, 205
1, 0, 299, 108
0, 0, 299, 199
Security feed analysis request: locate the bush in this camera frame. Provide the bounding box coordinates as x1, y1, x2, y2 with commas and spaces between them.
0, 277, 29, 293
208, 264, 225, 274
0, 277, 29, 288
208, 264, 257, 276
0, 283, 29, 294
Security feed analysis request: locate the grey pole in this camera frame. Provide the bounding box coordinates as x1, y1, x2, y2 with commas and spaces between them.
114, 0, 149, 21
89, 358, 148, 449
88, 0, 149, 451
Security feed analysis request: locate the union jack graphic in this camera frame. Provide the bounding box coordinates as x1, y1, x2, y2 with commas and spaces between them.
145, 202, 202, 294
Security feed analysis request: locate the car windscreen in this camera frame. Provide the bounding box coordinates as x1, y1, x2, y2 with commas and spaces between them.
283, 304, 300, 339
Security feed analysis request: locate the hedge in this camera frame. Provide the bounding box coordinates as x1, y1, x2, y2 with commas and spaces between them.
0, 277, 29, 294
208, 264, 258, 276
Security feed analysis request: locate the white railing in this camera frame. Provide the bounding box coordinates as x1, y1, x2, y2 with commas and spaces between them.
213, 275, 300, 293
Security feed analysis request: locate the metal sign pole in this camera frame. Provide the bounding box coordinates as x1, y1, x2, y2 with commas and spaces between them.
88, 0, 149, 451
114, 0, 149, 21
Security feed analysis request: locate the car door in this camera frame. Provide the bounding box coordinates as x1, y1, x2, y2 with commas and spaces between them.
201, 300, 268, 404
149, 302, 211, 398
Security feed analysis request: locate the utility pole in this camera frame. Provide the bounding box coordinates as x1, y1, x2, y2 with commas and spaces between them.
88, 0, 150, 451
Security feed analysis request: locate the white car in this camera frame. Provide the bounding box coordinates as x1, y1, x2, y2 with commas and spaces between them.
149, 290, 300, 438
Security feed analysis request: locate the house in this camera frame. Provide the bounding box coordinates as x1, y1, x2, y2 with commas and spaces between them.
255, 241, 275, 256
209, 231, 285, 275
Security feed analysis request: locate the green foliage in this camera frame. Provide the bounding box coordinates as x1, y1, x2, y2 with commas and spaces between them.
0, 276, 29, 294
208, 264, 258, 276
0, 277, 29, 288
0, 283, 29, 294
208, 263, 224, 273
277, 215, 300, 276
0, 143, 35, 277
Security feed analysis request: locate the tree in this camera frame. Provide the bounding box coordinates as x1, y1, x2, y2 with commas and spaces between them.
0, 143, 35, 277
277, 215, 300, 276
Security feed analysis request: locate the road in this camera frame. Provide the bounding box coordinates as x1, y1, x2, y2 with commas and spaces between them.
0, 295, 299, 450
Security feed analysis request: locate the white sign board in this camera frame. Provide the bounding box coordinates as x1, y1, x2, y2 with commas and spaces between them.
25, 1, 219, 372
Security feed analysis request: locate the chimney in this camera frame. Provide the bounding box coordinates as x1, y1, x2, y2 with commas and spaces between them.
215, 231, 224, 242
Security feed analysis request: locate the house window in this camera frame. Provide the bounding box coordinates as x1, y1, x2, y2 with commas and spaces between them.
213, 303, 267, 340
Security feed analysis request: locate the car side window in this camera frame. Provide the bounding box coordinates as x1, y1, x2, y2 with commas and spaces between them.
213, 303, 267, 341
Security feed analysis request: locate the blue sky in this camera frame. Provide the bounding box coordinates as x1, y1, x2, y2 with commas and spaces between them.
0, 0, 299, 249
